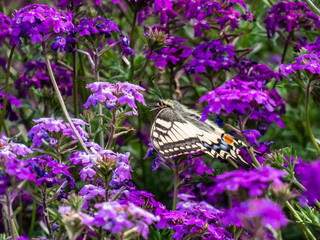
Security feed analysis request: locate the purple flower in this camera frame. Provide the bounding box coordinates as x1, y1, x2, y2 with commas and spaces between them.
223, 198, 287, 230
15, 60, 73, 98
11, 4, 73, 45
186, 40, 235, 74
27, 117, 88, 148
200, 78, 285, 127
300, 159, 320, 205
86, 201, 158, 239
74, 18, 99, 36
84, 82, 146, 115
52, 36, 66, 52
217, 8, 241, 31
0, 13, 11, 46
280, 53, 320, 76
244, 129, 262, 146
154, 0, 178, 24
0, 90, 23, 121
212, 165, 287, 197
264, 1, 320, 39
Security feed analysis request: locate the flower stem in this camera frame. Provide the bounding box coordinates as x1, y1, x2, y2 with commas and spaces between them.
129, 10, 138, 82
106, 109, 116, 149
285, 201, 316, 240
305, 79, 320, 155
172, 161, 179, 211
281, 31, 292, 64
29, 188, 37, 238
0, 44, 16, 134
94, 49, 105, 148
42, 190, 52, 238
43, 45, 89, 154
72, 49, 79, 118
137, 49, 153, 84
5, 192, 17, 239
305, 0, 320, 16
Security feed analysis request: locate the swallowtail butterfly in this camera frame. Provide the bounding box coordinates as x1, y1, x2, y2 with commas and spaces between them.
150, 99, 249, 168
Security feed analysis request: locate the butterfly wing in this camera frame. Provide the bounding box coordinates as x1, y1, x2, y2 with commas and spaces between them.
150, 108, 206, 158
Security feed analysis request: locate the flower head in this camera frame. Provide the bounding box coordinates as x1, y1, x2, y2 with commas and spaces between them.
84, 81, 146, 115
300, 159, 320, 205
0, 13, 11, 45
11, 4, 73, 45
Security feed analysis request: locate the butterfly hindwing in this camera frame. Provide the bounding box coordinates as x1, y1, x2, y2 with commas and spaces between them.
150, 107, 205, 158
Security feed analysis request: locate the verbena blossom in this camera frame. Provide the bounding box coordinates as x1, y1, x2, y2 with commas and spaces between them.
15, 60, 73, 98
27, 117, 89, 148
10, 4, 73, 45
0, 13, 11, 45
0, 136, 35, 183
0, 90, 23, 121
300, 159, 320, 205
200, 77, 285, 127
264, 1, 320, 39
81, 201, 158, 239
156, 200, 231, 240
70, 149, 133, 186
223, 198, 287, 231
146, 36, 192, 68
212, 165, 286, 197
280, 52, 320, 76
186, 39, 235, 74
26, 155, 75, 188
84, 82, 146, 115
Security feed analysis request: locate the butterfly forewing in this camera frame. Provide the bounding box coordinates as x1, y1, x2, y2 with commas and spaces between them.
150, 108, 205, 158
150, 99, 249, 167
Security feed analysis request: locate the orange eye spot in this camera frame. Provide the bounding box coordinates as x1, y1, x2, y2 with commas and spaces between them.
224, 134, 234, 145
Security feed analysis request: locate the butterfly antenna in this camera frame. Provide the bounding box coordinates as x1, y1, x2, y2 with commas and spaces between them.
151, 79, 163, 99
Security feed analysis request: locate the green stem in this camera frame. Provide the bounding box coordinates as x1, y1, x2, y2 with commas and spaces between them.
106, 109, 116, 149
5, 192, 17, 239
93, 49, 105, 148
29, 188, 37, 238
137, 49, 153, 84
281, 31, 292, 63
285, 201, 316, 240
305, 79, 320, 155
172, 161, 179, 211
305, 0, 320, 16
43, 45, 89, 154
72, 50, 79, 118
0, 44, 16, 134
129, 10, 138, 82
42, 190, 52, 237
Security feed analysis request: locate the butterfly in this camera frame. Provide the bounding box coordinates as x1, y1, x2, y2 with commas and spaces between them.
150, 99, 249, 168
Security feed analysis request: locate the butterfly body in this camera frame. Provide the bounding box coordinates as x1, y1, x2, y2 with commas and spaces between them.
150, 99, 248, 167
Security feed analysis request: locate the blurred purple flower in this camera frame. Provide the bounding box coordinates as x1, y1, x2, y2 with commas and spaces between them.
15, 60, 73, 98
264, 1, 320, 39
0, 90, 23, 121
0, 13, 11, 46
212, 165, 286, 197
300, 159, 320, 205
52, 36, 66, 52
186, 40, 235, 74
280, 53, 320, 75
11, 4, 73, 45
84, 81, 146, 115
223, 198, 287, 230
244, 129, 262, 146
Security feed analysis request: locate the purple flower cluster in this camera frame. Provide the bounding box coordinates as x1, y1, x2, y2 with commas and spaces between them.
0, 90, 23, 121
15, 60, 73, 98
300, 159, 320, 205
147, 36, 192, 68
84, 81, 146, 115
157, 200, 231, 240
186, 39, 235, 74
200, 74, 285, 127
26, 155, 74, 189
223, 198, 287, 230
27, 117, 89, 148
0, 136, 35, 187
280, 53, 320, 76
79, 201, 158, 239
0, 13, 11, 46
212, 165, 286, 197
70, 148, 132, 186
264, 1, 320, 39
11, 4, 73, 45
